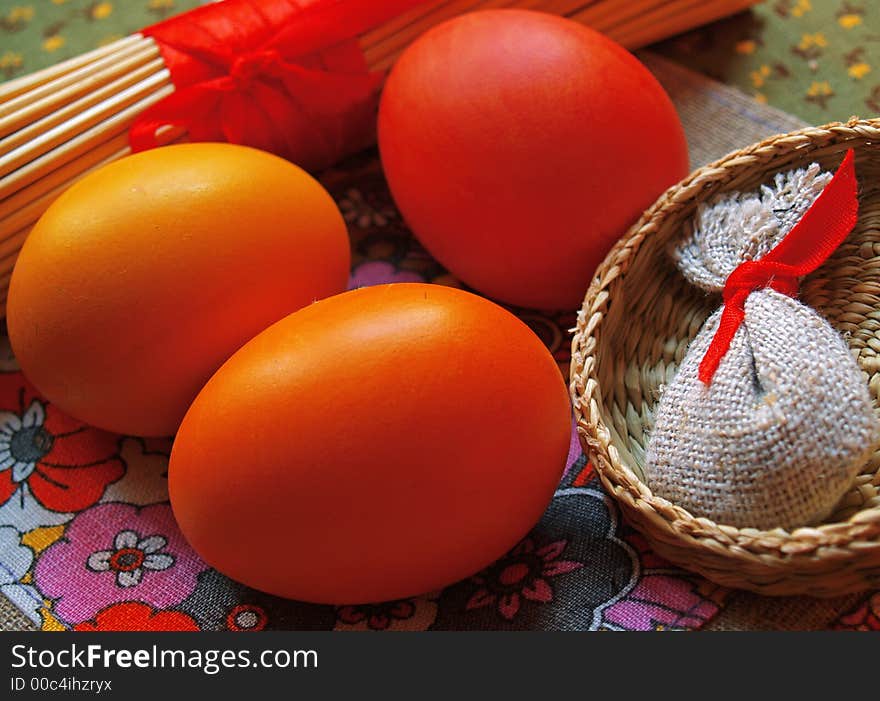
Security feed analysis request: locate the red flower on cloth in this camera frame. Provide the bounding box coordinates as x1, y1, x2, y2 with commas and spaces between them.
226, 604, 269, 632
336, 600, 417, 631
74, 602, 199, 632
466, 538, 583, 621
834, 593, 880, 631
0, 374, 124, 529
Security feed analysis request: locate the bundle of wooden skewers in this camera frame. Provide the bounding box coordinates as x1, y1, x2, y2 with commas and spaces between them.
0, 0, 755, 314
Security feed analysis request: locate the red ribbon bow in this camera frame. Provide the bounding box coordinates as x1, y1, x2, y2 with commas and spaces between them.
698, 149, 859, 385
130, 0, 426, 171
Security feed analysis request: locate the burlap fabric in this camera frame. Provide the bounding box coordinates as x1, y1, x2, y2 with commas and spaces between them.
645, 164, 880, 530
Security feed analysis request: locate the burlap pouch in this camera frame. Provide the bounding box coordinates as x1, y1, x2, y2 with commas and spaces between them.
645, 156, 880, 530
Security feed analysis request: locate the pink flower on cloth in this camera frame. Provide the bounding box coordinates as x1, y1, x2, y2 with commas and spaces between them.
602, 575, 722, 631
34, 503, 206, 625
601, 533, 726, 631
466, 538, 582, 621
85, 529, 175, 589
348, 260, 425, 289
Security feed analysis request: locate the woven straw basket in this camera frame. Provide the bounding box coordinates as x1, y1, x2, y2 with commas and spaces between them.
570, 118, 880, 597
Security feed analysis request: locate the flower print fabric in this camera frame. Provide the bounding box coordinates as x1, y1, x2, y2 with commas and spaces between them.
34, 503, 205, 624
74, 602, 200, 632
833, 593, 880, 631
334, 597, 439, 631
465, 538, 583, 621
0, 374, 124, 531
1, 155, 729, 632
86, 530, 175, 588
0, 526, 42, 626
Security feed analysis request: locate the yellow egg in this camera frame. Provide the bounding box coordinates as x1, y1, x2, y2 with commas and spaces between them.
8, 143, 350, 436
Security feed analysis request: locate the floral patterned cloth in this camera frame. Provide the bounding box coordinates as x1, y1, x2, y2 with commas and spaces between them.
0, 159, 729, 629
834, 593, 880, 630
2, 0, 878, 632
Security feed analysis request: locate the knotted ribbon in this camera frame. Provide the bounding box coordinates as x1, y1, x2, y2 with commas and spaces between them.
130, 0, 426, 171
699, 149, 859, 385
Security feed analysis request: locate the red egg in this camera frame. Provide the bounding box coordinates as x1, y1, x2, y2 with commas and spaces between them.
378, 9, 689, 309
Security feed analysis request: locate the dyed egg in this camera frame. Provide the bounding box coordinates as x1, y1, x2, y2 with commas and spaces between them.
378, 10, 689, 309
8, 143, 349, 436
169, 283, 571, 603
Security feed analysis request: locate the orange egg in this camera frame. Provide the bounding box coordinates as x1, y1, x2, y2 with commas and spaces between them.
8, 143, 349, 436
169, 283, 571, 603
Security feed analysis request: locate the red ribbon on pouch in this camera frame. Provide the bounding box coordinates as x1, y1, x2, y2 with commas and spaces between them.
130, 0, 427, 171
699, 149, 859, 385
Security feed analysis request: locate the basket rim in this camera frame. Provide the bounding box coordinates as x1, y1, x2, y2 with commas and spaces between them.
569, 116, 880, 561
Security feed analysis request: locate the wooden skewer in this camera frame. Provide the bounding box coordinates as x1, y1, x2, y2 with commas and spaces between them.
0, 133, 186, 291
0, 131, 129, 206
362, 0, 628, 73
0, 0, 760, 319
572, 0, 667, 27
0, 58, 168, 157
362, 0, 523, 69
0, 86, 173, 201
361, 0, 473, 67
0, 139, 131, 221
359, 0, 587, 53
0, 149, 129, 243
601, 0, 712, 35
0, 185, 70, 241
0, 39, 160, 135
365, 1, 569, 73
539, 0, 600, 14
0, 35, 144, 102
510, 0, 559, 13
0, 225, 29, 263
359, 0, 447, 46
0, 72, 171, 179
0, 123, 183, 237
0, 0, 756, 198
611, 0, 755, 48
5, 2, 517, 187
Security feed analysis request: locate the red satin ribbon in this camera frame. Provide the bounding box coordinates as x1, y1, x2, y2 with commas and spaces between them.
130, 0, 427, 171
698, 149, 859, 385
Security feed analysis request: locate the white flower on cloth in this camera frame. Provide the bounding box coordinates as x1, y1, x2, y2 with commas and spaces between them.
0, 526, 43, 626
86, 530, 175, 588
0, 400, 71, 531
0, 379, 125, 532
0, 401, 50, 484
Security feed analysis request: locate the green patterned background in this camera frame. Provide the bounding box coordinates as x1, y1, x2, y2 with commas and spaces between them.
0, 0, 201, 79
655, 0, 880, 123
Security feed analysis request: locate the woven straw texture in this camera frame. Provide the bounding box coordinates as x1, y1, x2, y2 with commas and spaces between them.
570, 118, 880, 597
